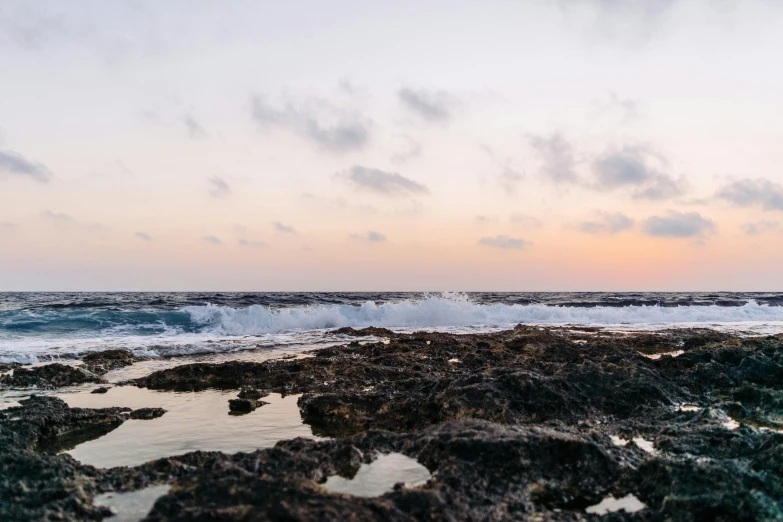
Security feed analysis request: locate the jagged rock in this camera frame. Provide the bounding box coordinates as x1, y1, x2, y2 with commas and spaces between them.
82, 349, 144, 375
130, 407, 167, 420
228, 398, 267, 414
0, 363, 104, 389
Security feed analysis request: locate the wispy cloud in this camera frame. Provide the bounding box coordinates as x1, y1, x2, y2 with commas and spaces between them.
528, 134, 578, 184
41, 210, 73, 222
338, 165, 429, 197
596, 92, 639, 123
251, 95, 370, 152
350, 230, 387, 242
510, 214, 542, 229
398, 88, 456, 122
208, 176, 231, 198
591, 146, 684, 200
578, 211, 634, 234
741, 221, 779, 236
478, 235, 532, 250
273, 221, 297, 234
301, 193, 377, 215
238, 239, 268, 247
135, 232, 152, 241
0, 149, 52, 183
390, 135, 423, 164
716, 178, 783, 212
481, 144, 525, 194
642, 211, 715, 238
475, 215, 499, 223
184, 115, 207, 139
203, 235, 222, 245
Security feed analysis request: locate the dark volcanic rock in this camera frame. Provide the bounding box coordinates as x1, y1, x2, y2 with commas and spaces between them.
130, 407, 166, 420
0, 448, 113, 521
132, 326, 783, 436
91, 386, 111, 394
228, 398, 267, 414
3, 327, 783, 521
237, 386, 268, 400
334, 326, 398, 338
0, 395, 130, 452
82, 349, 144, 375
0, 362, 22, 372
0, 363, 104, 389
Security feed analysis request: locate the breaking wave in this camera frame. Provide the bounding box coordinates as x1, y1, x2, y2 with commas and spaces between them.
184, 293, 783, 334
2, 293, 782, 363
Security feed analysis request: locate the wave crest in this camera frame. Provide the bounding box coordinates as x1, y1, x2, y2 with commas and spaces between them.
184, 293, 783, 335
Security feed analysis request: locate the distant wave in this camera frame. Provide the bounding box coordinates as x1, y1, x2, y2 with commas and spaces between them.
2, 293, 783, 363
183, 293, 783, 335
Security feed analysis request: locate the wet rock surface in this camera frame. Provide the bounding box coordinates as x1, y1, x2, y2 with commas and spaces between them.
82, 349, 146, 376
228, 398, 268, 414
130, 408, 167, 420
2, 327, 782, 521
0, 363, 105, 389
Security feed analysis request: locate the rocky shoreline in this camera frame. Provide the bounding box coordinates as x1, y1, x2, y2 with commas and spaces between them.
1, 326, 782, 521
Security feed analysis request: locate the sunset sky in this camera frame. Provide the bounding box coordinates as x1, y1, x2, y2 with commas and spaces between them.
1, 0, 782, 291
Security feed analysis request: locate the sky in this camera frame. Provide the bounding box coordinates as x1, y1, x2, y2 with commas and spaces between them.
1, 0, 782, 291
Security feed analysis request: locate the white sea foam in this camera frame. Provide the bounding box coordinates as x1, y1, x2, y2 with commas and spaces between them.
1, 294, 782, 362
183, 294, 783, 335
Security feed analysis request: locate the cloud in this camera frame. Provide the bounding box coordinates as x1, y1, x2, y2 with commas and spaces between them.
578, 211, 634, 234
497, 167, 524, 194
251, 95, 370, 152
598, 92, 639, 123
338, 165, 429, 198
390, 135, 423, 164
642, 211, 715, 238
135, 232, 152, 241
273, 221, 297, 234
301, 193, 377, 215
398, 88, 455, 122
350, 230, 387, 242
481, 144, 525, 193
238, 239, 268, 247
208, 176, 231, 198
716, 178, 783, 212
184, 115, 207, 139
510, 214, 542, 229
0, 149, 52, 183
591, 146, 684, 200
0, 221, 17, 229
478, 235, 532, 250
476, 215, 499, 223
741, 221, 779, 236
528, 134, 578, 183
41, 210, 72, 221
203, 235, 222, 245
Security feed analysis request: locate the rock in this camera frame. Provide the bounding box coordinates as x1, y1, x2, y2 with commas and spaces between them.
91, 386, 111, 394
228, 398, 267, 414
0, 448, 114, 521
0, 362, 22, 373
82, 349, 143, 375
129, 407, 166, 420
237, 386, 268, 400
0, 395, 130, 452
3, 327, 783, 521
334, 326, 398, 338
0, 363, 104, 389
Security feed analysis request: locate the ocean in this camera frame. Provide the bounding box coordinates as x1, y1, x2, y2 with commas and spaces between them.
2, 291, 783, 363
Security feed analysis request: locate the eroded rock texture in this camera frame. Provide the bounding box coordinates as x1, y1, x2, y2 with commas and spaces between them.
1, 327, 782, 521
